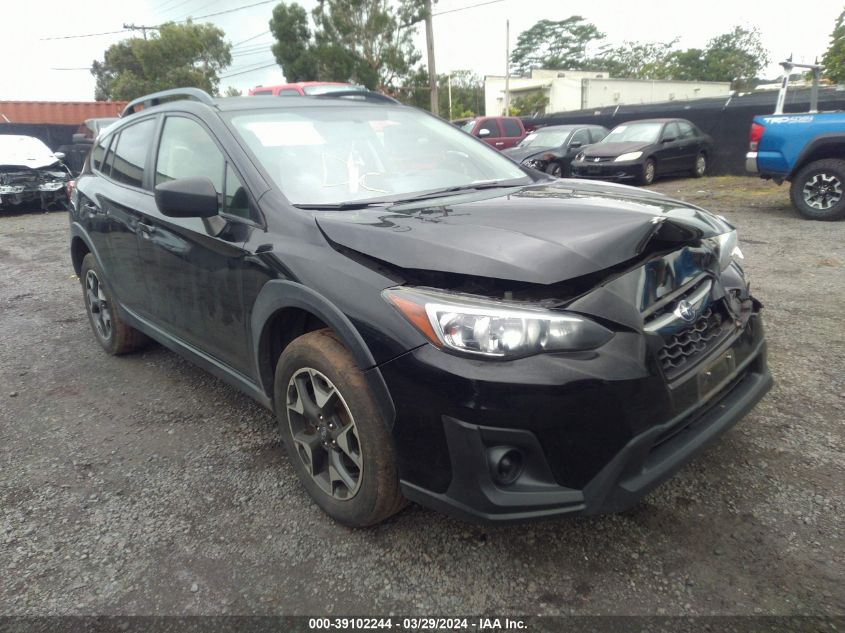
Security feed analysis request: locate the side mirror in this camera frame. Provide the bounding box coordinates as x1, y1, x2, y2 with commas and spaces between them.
569, 140, 582, 149
53, 152, 66, 160
154, 177, 219, 219
478, 128, 491, 138
662, 136, 676, 144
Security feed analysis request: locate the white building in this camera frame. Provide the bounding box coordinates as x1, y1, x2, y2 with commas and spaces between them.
484, 69, 732, 116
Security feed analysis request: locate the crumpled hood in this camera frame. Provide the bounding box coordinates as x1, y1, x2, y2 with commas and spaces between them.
0, 135, 61, 169
315, 181, 732, 285
501, 146, 552, 163
581, 141, 651, 158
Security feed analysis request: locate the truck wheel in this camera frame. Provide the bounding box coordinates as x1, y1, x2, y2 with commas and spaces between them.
790, 159, 845, 221
274, 329, 407, 527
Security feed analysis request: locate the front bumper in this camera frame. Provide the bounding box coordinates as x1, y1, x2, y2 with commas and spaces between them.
571, 160, 640, 181
381, 312, 771, 523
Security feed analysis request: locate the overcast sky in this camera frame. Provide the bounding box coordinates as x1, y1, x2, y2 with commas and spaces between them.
0, 0, 840, 103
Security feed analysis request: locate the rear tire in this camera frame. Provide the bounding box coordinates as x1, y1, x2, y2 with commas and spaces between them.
80, 253, 148, 355
274, 329, 406, 527
691, 153, 707, 178
789, 159, 845, 221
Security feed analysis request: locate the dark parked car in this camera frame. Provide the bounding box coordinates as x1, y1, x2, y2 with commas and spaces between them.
502, 124, 609, 177
69, 88, 770, 526
571, 118, 713, 185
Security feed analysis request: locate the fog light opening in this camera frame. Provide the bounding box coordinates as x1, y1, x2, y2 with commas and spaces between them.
487, 446, 524, 486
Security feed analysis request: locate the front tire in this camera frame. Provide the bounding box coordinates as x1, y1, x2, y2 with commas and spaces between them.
79, 253, 148, 355
546, 162, 564, 178
789, 159, 845, 220
274, 329, 406, 527
639, 158, 656, 186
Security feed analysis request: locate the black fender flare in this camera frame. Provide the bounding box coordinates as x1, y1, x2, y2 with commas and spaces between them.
788, 133, 845, 180
69, 222, 102, 274
250, 279, 396, 427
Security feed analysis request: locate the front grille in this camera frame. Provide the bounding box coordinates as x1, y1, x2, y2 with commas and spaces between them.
658, 303, 727, 377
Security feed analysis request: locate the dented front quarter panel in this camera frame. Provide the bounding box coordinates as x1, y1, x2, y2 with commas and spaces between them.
315, 181, 732, 286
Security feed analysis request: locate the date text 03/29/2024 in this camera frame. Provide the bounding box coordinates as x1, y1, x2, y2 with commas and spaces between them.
308, 617, 528, 630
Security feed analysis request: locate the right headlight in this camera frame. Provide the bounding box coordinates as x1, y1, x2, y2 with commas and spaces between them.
706, 229, 744, 271
383, 287, 613, 358
575, 152, 585, 162
615, 151, 643, 162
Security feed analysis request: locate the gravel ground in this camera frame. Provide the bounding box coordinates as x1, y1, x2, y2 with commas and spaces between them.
0, 176, 843, 617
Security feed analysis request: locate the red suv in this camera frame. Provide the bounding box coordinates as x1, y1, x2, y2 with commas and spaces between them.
460, 116, 526, 150
248, 82, 364, 97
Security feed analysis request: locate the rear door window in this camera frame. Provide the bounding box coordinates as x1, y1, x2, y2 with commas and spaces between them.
109, 118, 156, 188
501, 119, 522, 137
678, 121, 697, 139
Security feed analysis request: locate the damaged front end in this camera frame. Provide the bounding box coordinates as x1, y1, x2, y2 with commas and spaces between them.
0, 165, 71, 211
316, 183, 771, 522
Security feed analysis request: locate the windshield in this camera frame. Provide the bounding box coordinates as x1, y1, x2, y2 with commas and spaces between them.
460, 120, 477, 133
229, 107, 529, 206
602, 123, 663, 144
518, 128, 571, 148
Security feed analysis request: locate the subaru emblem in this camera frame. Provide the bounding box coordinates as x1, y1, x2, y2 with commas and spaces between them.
675, 300, 697, 323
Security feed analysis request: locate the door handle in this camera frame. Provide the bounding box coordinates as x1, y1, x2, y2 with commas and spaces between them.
137, 221, 156, 236
495, 142, 504, 146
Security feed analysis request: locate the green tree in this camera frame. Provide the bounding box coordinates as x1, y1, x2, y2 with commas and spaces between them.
223, 86, 242, 97
269, 0, 423, 91
664, 48, 707, 81
395, 69, 484, 118
822, 7, 845, 84
507, 92, 549, 116
700, 26, 769, 89
92, 21, 232, 101
511, 17, 604, 76
595, 39, 678, 79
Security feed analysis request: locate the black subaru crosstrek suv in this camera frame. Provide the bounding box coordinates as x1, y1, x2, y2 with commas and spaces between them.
69, 88, 772, 526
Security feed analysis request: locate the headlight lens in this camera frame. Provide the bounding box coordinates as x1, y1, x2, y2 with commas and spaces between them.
575, 152, 585, 162
615, 151, 643, 162
706, 229, 744, 271
383, 287, 613, 358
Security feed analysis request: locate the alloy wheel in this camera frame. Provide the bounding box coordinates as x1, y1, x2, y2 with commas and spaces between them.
644, 161, 655, 184
803, 173, 843, 210
286, 367, 362, 500
85, 270, 112, 340
695, 155, 706, 176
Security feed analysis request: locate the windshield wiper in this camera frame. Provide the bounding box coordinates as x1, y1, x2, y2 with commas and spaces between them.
293, 200, 392, 211
391, 179, 530, 204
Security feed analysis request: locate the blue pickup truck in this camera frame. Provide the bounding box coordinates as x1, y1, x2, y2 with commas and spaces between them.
746, 61, 845, 221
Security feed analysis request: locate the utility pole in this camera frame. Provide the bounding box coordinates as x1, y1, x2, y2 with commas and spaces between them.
424, 0, 439, 117
123, 23, 160, 40
504, 19, 510, 116
447, 72, 452, 120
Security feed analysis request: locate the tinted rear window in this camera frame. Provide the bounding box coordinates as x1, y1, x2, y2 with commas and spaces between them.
91, 137, 108, 172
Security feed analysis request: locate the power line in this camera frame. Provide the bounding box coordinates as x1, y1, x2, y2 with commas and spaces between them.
232, 30, 271, 48
40, 29, 129, 41
42, 0, 277, 41
220, 62, 278, 79
432, 0, 506, 16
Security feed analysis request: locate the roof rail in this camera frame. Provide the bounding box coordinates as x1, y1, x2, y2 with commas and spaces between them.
121, 87, 215, 117
313, 90, 399, 105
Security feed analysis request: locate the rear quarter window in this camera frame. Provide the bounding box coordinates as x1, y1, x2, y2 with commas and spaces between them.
91, 136, 109, 172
